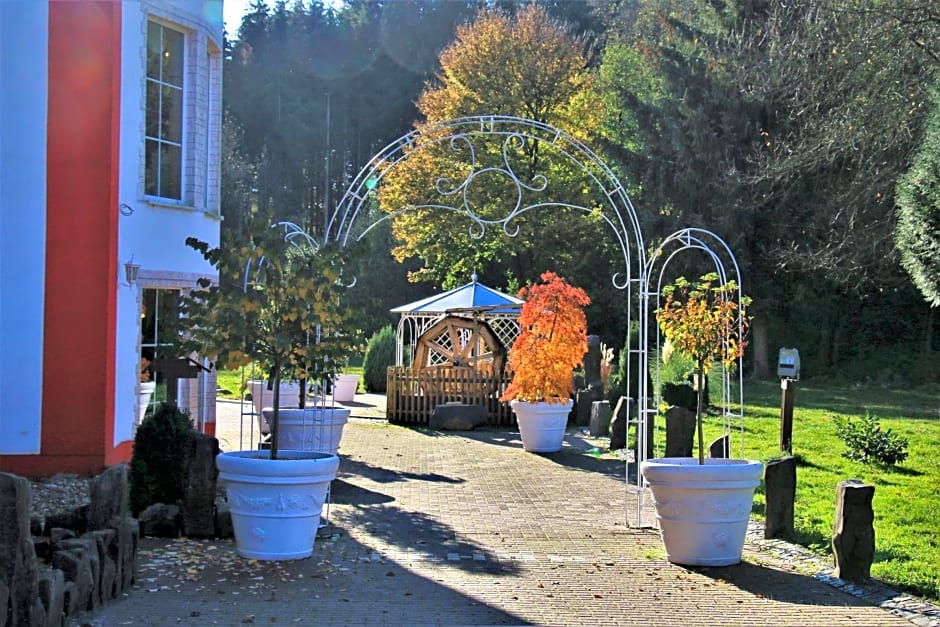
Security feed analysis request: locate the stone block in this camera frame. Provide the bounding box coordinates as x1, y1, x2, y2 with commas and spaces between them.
832, 479, 875, 581
0, 472, 38, 627
37, 568, 65, 627
664, 405, 695, 457
215, 498, 234, 538
709, 434, 730, 458
88, 529, 118, 603
52, 548, 93, 613
609, 397, 632, 450
45, 506, 87, 537
62, 580, 80, 618
139, 503, 182, 538
575, 387, 603, 426
588, 401, 612, 437
183, 432, 220, 538
764, 456, 796, 540
429, 403, 487, 430
0, 580, 8, 627
118, 518, 139, 591
88, 464, 128, 531
58, 539, 99, 610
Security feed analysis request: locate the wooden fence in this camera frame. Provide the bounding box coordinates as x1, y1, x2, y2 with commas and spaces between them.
386, 366, 515, 426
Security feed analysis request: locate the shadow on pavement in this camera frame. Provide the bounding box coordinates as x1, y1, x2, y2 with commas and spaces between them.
338, 456, 466, 484
697, 561, 881, 607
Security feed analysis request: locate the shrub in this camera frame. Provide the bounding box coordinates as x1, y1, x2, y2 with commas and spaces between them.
362, 325, 396, 393
128, 402, 195, 516
833, 412, 909, 466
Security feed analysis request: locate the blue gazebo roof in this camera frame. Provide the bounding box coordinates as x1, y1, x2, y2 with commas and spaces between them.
390, 276, 523, 315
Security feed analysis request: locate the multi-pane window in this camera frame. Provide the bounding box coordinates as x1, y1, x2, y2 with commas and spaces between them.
145, 21, 183, 200
140, 288, 180, 386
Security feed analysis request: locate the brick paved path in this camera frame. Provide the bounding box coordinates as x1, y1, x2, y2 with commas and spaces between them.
80, 412, 920, 626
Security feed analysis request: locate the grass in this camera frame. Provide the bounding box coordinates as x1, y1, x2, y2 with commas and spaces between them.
687, 380, 939, 602
215, 366, 366, 400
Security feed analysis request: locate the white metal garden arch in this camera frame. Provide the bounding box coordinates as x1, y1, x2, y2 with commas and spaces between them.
322, 115, 743, 528
637, 227, 748, 526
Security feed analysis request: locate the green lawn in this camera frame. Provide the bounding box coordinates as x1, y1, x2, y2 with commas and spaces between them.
693, 380, 939, 601
215, 366, 365, 400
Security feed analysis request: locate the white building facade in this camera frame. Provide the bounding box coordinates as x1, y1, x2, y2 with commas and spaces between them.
1, 0, 223, 476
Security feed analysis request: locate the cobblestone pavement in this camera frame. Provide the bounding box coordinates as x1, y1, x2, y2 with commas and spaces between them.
76, 399, 939, 626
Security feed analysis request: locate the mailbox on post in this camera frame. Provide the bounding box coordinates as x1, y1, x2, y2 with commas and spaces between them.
777, 348, 800, 380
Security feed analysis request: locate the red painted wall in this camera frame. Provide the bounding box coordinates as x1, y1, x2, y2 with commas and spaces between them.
3, 1, 122, 476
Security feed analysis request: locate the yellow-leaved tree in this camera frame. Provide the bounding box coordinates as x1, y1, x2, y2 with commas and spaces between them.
656, 273, 751, 464
376, 5, 610, 290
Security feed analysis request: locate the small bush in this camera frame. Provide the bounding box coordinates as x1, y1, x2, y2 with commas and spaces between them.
833, 412, 909, 466
362, 325, 395, 393
129, 402, 195, 516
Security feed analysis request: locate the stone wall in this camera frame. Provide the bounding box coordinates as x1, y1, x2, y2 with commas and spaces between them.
1, 465, 139, 627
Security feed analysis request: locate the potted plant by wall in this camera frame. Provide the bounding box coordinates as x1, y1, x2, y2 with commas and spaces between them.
175, 216, 357, 560
499, 272, 591, 452
641, 272, 760, 566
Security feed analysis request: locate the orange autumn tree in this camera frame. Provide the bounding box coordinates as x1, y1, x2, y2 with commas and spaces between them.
656, 273, 751, 464
501, 272, 591, 403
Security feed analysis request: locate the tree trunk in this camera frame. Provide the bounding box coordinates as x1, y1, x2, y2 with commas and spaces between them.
696, 358, 705, 465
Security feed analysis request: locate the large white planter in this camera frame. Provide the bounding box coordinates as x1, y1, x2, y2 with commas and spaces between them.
511, 399, 573, 453
640, 457, 763, 567
138, 381, 156, 422
248, 380, 302, 431
332, 374, 360, 402
216, 449, 339, 560
263, 407, 350, 456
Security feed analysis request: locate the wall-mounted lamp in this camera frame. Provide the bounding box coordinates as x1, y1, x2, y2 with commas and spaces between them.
124, 255, 141, 286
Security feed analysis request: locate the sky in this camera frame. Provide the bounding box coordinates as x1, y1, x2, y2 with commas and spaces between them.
223, 0, 344, 35
223, 0, 265, 34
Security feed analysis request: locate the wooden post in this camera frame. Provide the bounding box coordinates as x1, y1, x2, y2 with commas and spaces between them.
779, 378, 796, 453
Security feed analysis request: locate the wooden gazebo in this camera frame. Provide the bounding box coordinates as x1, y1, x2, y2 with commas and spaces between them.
386, 276, 522, 425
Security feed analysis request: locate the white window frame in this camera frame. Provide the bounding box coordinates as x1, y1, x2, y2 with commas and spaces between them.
144, 20, 186, 202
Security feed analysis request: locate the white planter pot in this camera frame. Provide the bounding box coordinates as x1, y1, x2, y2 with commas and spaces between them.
510, 399, 573, 453
262, 407, 350, 456
138, 381, 156, 422
640, 457, 763, 567
248, 380, 302, 431
216, 449, 339, 560
332, 374, 360, 402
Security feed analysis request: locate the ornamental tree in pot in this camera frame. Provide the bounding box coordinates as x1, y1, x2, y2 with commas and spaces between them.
499, 272, 591, 452
174, 215, 357, 559
641, 272, 760, 566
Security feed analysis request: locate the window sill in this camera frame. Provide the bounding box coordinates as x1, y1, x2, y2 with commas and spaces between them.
143, 197, 220, 219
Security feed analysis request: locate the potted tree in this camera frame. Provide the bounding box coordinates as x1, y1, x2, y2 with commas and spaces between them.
640, 272, 760, 566
500, 272, 591, 452
176, 216, 357, 560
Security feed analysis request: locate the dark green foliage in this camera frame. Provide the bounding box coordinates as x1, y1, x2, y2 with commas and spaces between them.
128, 403, 195, 516
661, 382, 697, 412
896, 80, 940, 308
362, 325, 396, 393
833, 412, 910, 466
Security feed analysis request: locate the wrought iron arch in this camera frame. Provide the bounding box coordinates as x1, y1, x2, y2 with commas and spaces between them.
325, 115, 655, 525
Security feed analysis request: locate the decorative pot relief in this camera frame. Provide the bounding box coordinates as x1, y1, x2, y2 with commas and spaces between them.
230, 491, 321, 513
